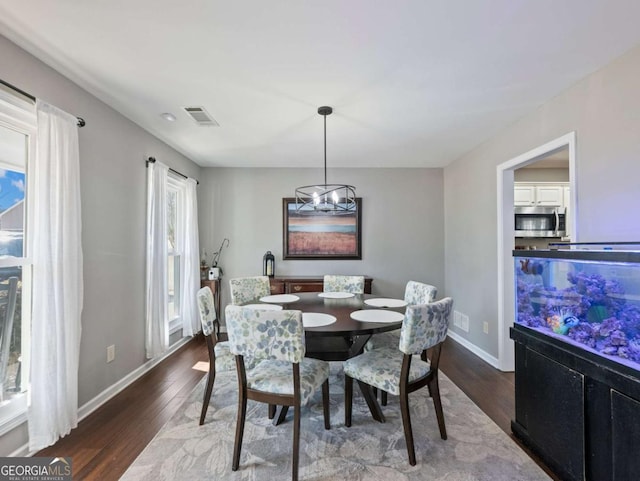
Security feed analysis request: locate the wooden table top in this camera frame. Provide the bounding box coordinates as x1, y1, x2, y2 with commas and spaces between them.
253, 292, 406, 338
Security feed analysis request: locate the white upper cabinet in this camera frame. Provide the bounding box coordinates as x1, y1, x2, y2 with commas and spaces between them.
535, 185, 564, 206
514, 182, 569, 208
514, 184, 536, 206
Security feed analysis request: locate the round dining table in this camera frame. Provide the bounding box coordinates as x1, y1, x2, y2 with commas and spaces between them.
248, 291, 407, 425
252, 292, 407, 361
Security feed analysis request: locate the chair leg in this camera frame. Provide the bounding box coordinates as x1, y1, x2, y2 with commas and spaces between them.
292, 402, 301, 481
274, 406, 289, 426
399, 390, 416, 466
345, 374, 353, 427
381, 390, 388, 406
357, 380, 386, 423
199, 365, 216, 425
232, 387, 247, 471
429, 376, 447, 440
322, 379, 331, 430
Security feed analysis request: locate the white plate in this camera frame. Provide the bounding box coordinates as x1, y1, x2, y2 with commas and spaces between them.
259, 294, 300, 303
350, 309, 404, 323
364, 298, 408, 308
318, 292, 355, 299
303, 312, 337, 328
242, 303, 283, 310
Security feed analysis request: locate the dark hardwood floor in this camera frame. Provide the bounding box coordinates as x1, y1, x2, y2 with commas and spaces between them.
36, 335, 558, 480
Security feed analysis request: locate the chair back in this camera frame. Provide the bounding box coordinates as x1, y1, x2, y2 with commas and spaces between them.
197, 286, 219, 339
399, 297, 453, 355
323, 275, 365, 294
229, 276, 271, 305
226, 305, 305, 363
404, 281, 437, 305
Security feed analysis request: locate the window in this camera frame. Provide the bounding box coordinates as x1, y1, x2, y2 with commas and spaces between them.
167, 175, 185, 332
0, 88, 35, 430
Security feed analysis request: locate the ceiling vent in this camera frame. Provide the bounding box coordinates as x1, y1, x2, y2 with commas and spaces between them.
183, 106, 219, 126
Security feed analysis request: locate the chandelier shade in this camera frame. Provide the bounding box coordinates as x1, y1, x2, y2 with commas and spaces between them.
295, 106, 357, 214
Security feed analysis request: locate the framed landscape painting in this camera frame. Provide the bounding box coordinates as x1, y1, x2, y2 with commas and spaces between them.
282, 197, 362, 259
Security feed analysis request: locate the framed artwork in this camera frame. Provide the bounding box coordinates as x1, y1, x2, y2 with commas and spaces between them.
282, 197, 362, 259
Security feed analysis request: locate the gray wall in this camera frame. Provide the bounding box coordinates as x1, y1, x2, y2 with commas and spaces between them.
198, 167, 445, 315
444, 43, 640, 357
514, 168, 569, 182
0, 35, 200, 454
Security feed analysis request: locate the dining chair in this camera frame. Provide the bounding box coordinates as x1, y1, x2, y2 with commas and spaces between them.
226, 304, 330, 481
366, 281, 438, 351
323, 274, 365, 294
196, 286, 235, 425
343, 297, 453, 466
229, 275, 271, 305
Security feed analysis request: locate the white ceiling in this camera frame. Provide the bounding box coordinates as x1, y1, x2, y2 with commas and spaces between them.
1, 1, 640, 168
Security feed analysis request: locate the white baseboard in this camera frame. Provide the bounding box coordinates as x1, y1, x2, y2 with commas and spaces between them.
8, 337, 194, 457
447, 331, 500, 369
77, 337, 191, 421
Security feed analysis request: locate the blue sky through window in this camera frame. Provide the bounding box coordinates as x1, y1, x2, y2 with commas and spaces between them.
0, 169, 25, 212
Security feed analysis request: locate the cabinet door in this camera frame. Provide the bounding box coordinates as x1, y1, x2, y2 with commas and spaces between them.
611, 390, 640, 481
535, 185, 563, 206
287, 282, 323, 293
269, 281, 285, 294
514, 185, 536, 206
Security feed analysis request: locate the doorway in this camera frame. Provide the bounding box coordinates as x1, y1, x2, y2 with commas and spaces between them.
496, 132, 577, 371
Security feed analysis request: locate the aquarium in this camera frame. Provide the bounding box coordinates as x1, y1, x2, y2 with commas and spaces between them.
514, 247, 640, 372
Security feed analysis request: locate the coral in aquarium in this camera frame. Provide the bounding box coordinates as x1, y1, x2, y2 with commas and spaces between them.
546, 309, 579, 335
516, 263, 640, 365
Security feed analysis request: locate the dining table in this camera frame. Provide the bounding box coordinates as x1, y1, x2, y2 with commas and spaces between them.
251, 291, 406, 360
246, 291, 409, 424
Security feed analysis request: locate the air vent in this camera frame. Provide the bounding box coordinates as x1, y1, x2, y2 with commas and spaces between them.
183, 106, 219, 126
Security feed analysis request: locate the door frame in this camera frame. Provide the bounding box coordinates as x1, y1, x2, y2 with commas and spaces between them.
496, 132, 577, 371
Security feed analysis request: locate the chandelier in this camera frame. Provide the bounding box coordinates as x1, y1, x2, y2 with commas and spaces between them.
295, 106, 356, 214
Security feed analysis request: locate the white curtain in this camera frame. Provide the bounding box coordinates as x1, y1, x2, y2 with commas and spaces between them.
145, 161, 169, 358
180, 178, 200, 336
29, 100, 83, 451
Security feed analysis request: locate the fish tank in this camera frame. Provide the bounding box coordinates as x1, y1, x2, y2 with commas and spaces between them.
514, 243, 640, 373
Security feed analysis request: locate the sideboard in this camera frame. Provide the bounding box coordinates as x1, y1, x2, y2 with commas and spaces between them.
269, 276, 373, 294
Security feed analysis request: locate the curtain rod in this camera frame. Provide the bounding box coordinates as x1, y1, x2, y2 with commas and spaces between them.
146, 157, 199, 185
0, 78, 86, 127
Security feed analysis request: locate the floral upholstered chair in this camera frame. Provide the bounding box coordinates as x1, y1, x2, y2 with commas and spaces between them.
226, 305, 330, 481
323, 275, 365, 294
365, 281, 438, 406
197, 286, 235, 425
229, 276, 271, 305
404, 280, 438, 306
366, 280, 438, 351
343, 297, 453, 466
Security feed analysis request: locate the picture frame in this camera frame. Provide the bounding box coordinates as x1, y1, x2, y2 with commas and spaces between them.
282, 197, 362, 260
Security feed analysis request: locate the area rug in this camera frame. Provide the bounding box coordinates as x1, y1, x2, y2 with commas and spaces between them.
121, 364, 550, 481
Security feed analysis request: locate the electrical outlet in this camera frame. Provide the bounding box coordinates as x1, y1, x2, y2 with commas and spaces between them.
107, 344, 115, 363
483, 321, 489, 334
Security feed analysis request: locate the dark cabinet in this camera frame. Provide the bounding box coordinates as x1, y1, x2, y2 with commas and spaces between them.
511, 325, 640, 481
269, 276, 372, 295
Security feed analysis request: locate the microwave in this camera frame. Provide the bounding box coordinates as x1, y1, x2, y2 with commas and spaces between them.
514, 206, 566, 238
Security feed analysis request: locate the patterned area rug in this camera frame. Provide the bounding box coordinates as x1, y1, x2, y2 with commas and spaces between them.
121, 364, 549, 481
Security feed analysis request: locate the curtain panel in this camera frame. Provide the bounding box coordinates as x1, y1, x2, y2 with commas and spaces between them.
28, 100, 83, 451
145, 161, 169, 359
180, 178, 200, 336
